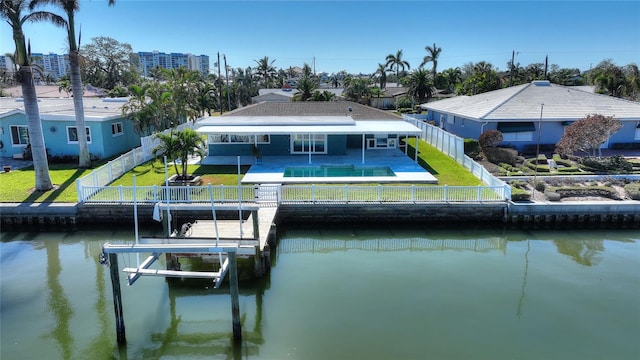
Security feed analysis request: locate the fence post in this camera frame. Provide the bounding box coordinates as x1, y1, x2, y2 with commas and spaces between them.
221, 185, 225, 202
477, 185, 482, 202
76, 179, 83, 203
378, 184, 381, 202
344, 185, 348, 203
312, 185, 316, 203
119, 185, 123, 202
277, 184, 282, 205
411, 185, 415, 203
444, 185, 448, 202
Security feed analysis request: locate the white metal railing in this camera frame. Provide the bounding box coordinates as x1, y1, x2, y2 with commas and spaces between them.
403, 115, 511, 200
80, 184, 508, 205
76, 122, 195, 202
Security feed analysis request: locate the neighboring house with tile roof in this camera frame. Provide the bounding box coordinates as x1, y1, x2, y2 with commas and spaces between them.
0, 97, 140, 160
196, 101, 422, 159
420, 81, 640, 152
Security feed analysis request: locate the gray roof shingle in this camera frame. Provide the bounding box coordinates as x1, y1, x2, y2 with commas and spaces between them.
225, 101, 402, 120
422, 81, 640, 121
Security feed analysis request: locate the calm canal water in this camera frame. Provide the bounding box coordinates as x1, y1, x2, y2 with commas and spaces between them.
1, 224, 639, 360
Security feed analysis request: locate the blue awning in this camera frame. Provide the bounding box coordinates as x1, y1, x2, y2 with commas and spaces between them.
497, 122, 535, 133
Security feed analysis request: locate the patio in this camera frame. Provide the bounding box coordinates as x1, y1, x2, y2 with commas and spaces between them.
199, 148, 438, 184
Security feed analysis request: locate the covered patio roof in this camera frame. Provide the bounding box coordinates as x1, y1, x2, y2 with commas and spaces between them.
196, 119, 423, 135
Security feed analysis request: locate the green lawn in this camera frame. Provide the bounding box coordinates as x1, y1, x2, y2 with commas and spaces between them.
0, 164, 93, 203
404, 137, 483, 186
1, 139, 482, 203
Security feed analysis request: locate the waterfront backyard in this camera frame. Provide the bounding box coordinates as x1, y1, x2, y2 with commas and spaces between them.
0, 139, 481, 203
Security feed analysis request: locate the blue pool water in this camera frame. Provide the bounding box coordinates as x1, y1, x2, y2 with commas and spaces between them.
284, 165, 396, 177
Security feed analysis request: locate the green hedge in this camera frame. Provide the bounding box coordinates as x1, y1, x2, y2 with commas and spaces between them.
546, 186, 621, 200
624, 182, 640, 200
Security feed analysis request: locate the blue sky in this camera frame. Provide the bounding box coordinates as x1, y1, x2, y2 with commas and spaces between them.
2, 1, 639, 75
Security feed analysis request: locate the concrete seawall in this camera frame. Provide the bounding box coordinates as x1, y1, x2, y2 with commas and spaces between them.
1, 201, 639, 230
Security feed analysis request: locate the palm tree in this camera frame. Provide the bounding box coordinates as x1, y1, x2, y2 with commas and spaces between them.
407, 68, 434, 104
1, 0, 53, 190
373, 63, 387, 89
292, 77, 317, 101
385, 50, 410, 85
31, 0, 115, 169
420, 43, 442, 80
254, 56, 276, 88
153, 128, 205, 180
441, 67, 462, 93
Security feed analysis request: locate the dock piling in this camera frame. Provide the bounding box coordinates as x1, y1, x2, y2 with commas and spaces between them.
228, 252, 242, 341
108, 253, 127, 345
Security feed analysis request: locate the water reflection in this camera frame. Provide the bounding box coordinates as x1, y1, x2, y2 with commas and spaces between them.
45, 240, 74, 359
140, 279, 266, 360
1, 227, 638, 360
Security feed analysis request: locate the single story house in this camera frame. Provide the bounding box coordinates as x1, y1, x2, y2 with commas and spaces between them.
0, 97, 140, 160
420, 80, 640, 152
251, 88, 345, 103
195, 101, 422, 162
369, 87, 408, 110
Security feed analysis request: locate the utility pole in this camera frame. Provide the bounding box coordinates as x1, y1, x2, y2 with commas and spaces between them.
544, 55, 548, 80
509, 50, 517, 87
217, 52, 222, 114
224, 54, 231, 111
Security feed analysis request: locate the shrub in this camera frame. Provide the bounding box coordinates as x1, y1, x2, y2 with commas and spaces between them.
479, 130, 503, 148
546, 186, 621, 200
484, 147, 518, 166
523, 159, 550, 172
534, 181, 546, 192
511, 187, 531, 202
544, 190, 562, 201
464, 139, 481, 158
580, 156, 633, 173
624, 182, 640, 200
557, 166, 580, 173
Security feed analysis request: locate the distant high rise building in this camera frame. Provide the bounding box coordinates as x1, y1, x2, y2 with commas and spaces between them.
137, 51, 209, 77
0, 55, 15, 75
30, 53, 69, 80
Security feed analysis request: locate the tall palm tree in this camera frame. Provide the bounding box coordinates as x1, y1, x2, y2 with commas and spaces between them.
373, 63, 387, 89
407, 68, 434, 104
1, 0, 53, 190
30, 0, 115, 168
292, 77, 317, 101
441, 67, 462, 93
385, 50, 410, 85
254, 56, 276, 89
420, 43, 442, 80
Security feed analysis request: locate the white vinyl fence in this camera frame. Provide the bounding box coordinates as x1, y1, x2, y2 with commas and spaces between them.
403, 115, 511, 199
79, 183, 508, 206
76, 123, 194, 201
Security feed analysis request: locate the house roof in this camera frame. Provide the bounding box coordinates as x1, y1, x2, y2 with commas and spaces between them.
421, 81, 640, 122
223, 101, 402, 120
382, 87, 408, 98
0, 97, 126, 121
196, 101, 418, 135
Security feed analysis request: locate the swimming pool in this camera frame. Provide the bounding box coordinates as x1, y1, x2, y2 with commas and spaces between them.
283, 165, 396, 178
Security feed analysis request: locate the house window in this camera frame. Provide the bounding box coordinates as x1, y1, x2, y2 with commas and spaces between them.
497, 122, 534, 142
635, 123, 640, 140
291, 134, 326, 154
67, 126, 91, 144
209, 134, 270, 144
111, 122, 123, 136
447, 114, 454, 124
10, 125, 29, 146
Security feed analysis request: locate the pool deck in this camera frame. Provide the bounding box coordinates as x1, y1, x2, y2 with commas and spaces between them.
200, 148, 438, 184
